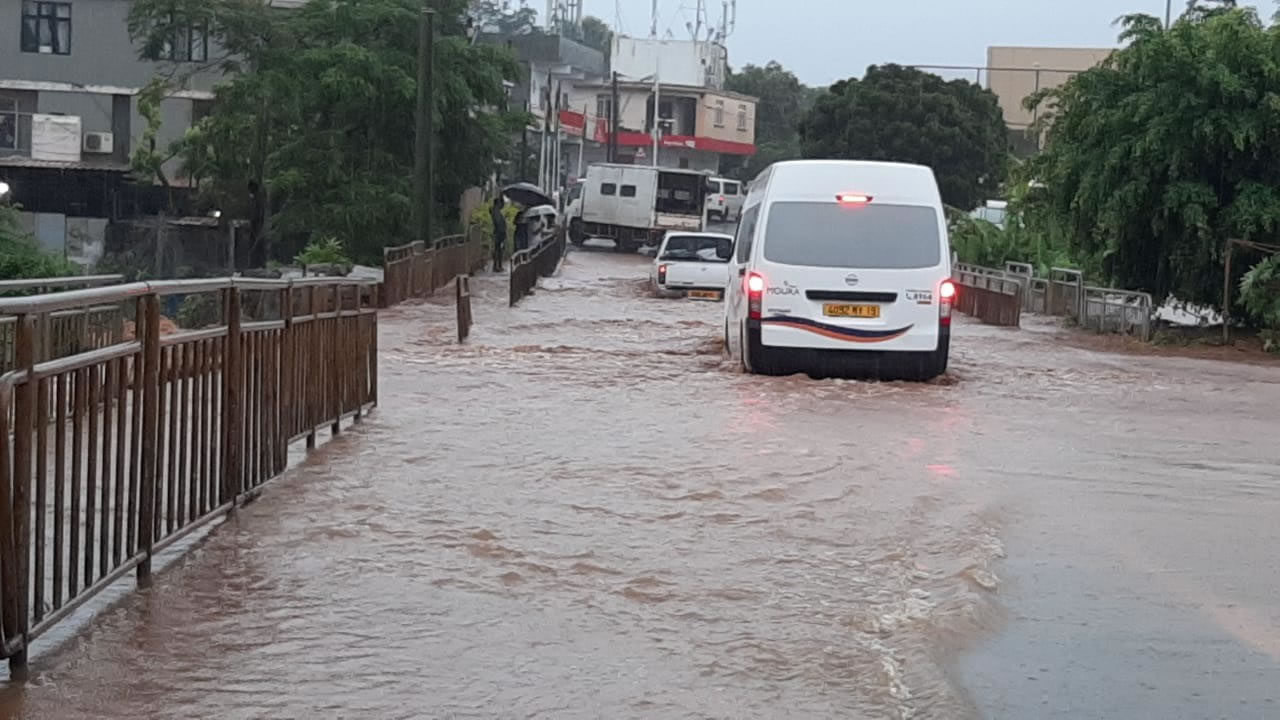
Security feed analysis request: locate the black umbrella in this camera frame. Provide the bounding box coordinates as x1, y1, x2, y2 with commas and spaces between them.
501, 182, 553, 208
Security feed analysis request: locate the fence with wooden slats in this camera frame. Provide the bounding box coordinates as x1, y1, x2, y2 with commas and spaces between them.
381, 226, 488, 308
0, 277, 128, 375
0, 276, 377, 671
509, 228, 567, 307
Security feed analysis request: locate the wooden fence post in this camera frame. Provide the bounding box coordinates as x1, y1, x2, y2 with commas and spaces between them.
136, 294, 161, 584
222, 287, 243, 507
279, 285, 293, 473
6, 315, 36, 671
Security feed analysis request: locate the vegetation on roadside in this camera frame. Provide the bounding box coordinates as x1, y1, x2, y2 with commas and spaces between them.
127, 0, 528, 267
295, 236, 352, 269
1238, 256, 1280, 350
1022, 4, 1280, 317
0, 204, 75, 280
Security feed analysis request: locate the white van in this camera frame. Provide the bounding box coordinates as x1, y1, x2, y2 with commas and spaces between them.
706, 177, 744, 222
723, 160, 955, 380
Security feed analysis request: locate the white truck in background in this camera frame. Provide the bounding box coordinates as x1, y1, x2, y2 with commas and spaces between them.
567, 164, 711, 253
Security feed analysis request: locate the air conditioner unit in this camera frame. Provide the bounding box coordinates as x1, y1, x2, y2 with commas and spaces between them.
82, 132, 114, 154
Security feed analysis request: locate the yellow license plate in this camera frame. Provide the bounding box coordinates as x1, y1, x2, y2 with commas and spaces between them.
823, 303, 880, 319
688, 290, 722, 300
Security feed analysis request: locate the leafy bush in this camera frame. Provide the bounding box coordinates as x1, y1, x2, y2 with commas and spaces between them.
294, 236, 352, 268
0, 205, 75, 280
949, 211, 1079, 277
468, 202, 518, 261
1239, 256, 1280, 351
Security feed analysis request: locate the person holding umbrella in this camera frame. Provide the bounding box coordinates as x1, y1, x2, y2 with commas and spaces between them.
490, 195, 507, 272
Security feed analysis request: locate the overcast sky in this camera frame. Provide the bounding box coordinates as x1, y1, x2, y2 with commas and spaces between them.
568, 1, 1260, 87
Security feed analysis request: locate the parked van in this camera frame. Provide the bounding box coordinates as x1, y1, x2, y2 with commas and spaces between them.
723, 160, 955, 380
706, 177, 744, 222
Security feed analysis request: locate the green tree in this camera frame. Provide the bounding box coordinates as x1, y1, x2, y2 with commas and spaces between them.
578, 16, 613, 54
799, 64, 1007, 211
722, 61, 816, 180
473, 0, 538, 34
129, 0, 525, 266
1024, 8, 1280, 307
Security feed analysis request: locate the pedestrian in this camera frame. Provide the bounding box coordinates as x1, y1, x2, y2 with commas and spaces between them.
490, 195, 507, 272
514, 209, 530, 253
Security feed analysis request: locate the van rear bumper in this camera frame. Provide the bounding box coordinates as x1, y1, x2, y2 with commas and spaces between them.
757, 317, 943, 352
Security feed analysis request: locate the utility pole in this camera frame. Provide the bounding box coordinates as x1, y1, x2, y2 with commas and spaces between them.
652, 51, 661, 167
650, 0, 658, 37
414, 9, 435, 246
577, 104, 587, 179
1166, 0, 1173, 28
609, 71, 620, 163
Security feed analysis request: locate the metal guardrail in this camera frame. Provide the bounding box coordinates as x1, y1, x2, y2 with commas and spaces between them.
1081, 286, 1154, 341
0, 275, 378, 671
952, 264, 1024, 327
1047, 267, 1085, 319
960, 259, 1156, 339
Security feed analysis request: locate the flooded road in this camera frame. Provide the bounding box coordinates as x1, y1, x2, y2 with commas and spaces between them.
3, 249, 1279, 719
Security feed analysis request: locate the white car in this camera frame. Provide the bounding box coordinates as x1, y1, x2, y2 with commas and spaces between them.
723, 160, 955, 380
649, 231, 734, 301
706, 177, 744, 222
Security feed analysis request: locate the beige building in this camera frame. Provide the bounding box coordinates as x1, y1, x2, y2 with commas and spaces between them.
564, 81, 756, 171
987, 47, 1113, 129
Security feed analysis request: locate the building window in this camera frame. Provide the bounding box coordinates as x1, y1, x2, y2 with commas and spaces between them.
21, 2, 72, 56
161, 20, 208, 63
737, 105, 748, 131
0, 98, 17, 150
596, 96, 613, 123
620, 185, 637, 198
713, 100, 725, 128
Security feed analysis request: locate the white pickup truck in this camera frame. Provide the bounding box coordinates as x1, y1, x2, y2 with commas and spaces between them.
567, 164, 711, 253
648, 231, 734, 301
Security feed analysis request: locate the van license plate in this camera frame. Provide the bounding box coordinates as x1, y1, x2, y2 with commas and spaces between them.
824, 303, 880, 319
688, 290, 722, 300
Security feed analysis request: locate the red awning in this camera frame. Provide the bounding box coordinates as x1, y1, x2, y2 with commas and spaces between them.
557, 110, 756, 156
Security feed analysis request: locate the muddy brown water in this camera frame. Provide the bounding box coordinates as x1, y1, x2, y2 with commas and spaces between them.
2, 249, 1277, 719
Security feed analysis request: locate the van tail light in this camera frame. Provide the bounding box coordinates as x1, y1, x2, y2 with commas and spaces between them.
746, 271, 765, 319
939, 279, 956, 327
719, 195, 726, 204
658, 264, 668, 285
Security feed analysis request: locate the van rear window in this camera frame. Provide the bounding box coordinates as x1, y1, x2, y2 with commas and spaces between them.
762, 202, 942, 269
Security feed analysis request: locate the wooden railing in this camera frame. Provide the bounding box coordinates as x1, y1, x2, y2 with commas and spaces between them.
0, 276, 128, 375
509, 228, 567, 307
0, 276, 378, 671
382, 225, 487, 308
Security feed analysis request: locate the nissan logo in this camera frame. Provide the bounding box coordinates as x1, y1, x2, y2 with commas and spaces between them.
845, 273, 859, 287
